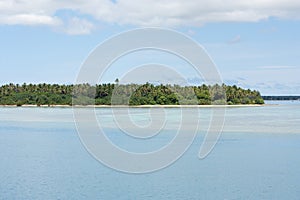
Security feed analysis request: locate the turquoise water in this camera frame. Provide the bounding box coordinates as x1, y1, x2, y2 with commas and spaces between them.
0, 103, 300, 199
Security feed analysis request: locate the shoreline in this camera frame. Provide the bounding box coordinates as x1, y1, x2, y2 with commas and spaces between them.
0, 104, 271, 108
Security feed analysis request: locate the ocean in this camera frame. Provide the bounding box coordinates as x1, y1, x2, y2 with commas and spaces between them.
0, 102, 300, 199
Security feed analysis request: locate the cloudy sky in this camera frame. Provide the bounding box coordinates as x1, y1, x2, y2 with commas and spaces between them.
1, 0, 300, 95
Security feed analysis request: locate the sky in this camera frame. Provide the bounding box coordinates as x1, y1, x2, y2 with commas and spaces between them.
0, 0, 300, 95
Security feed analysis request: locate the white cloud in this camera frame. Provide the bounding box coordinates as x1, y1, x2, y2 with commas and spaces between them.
58, 17, 95, 35
187, 29, 196, 36
223, 66, 300, 94
228, 35, 241, 44
1, 0, 300, 33
0, 14, 61, 26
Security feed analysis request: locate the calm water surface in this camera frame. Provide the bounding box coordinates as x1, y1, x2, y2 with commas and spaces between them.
0, 102, 300, 199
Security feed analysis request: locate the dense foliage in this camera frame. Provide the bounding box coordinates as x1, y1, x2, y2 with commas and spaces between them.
0, 83, 264, 106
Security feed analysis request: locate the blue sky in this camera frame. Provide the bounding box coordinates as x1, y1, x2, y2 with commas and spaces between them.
0, 0, 300, 95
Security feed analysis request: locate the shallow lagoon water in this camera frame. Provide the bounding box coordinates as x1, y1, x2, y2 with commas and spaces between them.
0, 103, 300, 199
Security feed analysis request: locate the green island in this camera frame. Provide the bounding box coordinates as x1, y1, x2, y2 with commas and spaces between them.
0, 83, 264, 106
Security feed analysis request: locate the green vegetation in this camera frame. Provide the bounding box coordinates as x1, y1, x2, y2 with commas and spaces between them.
0, 83, 264, 106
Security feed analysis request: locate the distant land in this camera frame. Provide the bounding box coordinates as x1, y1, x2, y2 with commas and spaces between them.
0, 83, 264, 106
262, 96, 300, 101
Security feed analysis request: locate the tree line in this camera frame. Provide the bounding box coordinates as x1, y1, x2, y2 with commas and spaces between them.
0, 83, 264, 106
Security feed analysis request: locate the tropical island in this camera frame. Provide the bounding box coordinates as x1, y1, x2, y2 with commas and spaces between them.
0, 83, 264, 106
